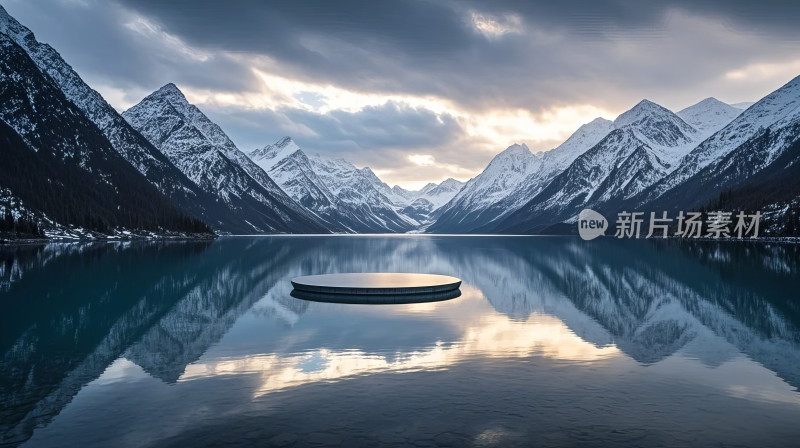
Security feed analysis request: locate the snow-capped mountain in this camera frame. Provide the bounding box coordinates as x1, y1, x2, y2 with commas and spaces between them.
394, 178, 465, 223
430, 118, 613, 233
540, 117, 616, 173
633, 76, 800, 221
677, 97, 743, 137
248, 137, 340, 215
249, 137, 417, 232
419, 178, 466, 208
0, 32, 209, 236
428, 144, 542, 232
611, 99, 700, 164
493, 100, 703, 233
123, 85, 327, 234
391, 185, 417, 203
3, 3, 799, 237
634, 76, 800, 210
0, 6, 224, 226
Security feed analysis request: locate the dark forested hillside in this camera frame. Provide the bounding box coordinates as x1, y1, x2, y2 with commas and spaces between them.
0, 34, 211, 235
700, 134, 800, 236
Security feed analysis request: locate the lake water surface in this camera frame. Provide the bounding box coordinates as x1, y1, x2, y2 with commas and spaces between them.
2, 236, 800, 447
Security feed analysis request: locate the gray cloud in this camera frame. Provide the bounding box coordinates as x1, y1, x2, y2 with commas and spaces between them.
201, 101, 486, 174
8, 0, 800, 111
2, 0, 260, 98
4, 0, 800, 185
105, 0, 800, 110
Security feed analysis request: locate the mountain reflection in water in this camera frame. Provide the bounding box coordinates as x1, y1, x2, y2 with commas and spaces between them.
1, 236, 799, 447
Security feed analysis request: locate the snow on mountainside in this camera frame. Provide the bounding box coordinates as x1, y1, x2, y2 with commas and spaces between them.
249, 137, 416, 232
123, 85, 327, 234
249, 136, 301, 171
419, 178, 465, 209
391, 185, 417, 202
248, 137, 339, 216
0, 35, 209, 236
539, 118, 615, 174
385, 179, 465, 211
612, 99, 700, 165
677, 97, 743, 137
433, 143, 541, 224
635, 81, 800, 219
359, 166, 404, 205
636, 75, 800, 206
489, 118, 617, 218
430, 118, 613, 233
492, 99, 704, 233
395, 178, 466, 224
731, 101, 756, 110
0, 6, 218, 221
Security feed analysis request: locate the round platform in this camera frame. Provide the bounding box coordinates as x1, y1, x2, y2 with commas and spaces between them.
290, 288, 461, 305
290, 273, 461, 296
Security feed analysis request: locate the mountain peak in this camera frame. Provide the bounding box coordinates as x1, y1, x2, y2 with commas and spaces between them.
419, 182, 439, 194
274, 136, 295, 148
540, 116, 615, 171
677, 97, 742, 135
612, 98, 700, 153
268, 136, 301, 155
439, 177, 463, 187
588, 117, 613, 126
496, 143, 531, 157
0, 5, 28, 39
248, 136, 302, 166
428, 178, 464, 194
697, 97, 724, 105
479, 143, 539, 177
561, 117, 614, 145
613, 99, 676, 128
152, 83, 188, 103
359, 166, 380, 180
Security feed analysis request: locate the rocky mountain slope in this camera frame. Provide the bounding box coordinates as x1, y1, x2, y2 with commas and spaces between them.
123, 85, 328, 234
0, 6, 224, 227
492, 100, 705, 233
249, 137, 456, 232
0, 32, 210, 236
430, 118, 614, 233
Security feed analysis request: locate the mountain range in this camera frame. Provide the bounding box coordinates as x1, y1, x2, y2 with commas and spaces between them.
247, 136, 464, 232
121, 84, 327, 234
0, 5, 798, 238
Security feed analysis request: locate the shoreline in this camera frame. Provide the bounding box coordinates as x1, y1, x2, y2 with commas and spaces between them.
0, 233, 217, 245
3, 233, 798, 246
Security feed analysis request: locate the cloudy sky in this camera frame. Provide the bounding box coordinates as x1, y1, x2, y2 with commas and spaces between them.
5, 0, 800, 189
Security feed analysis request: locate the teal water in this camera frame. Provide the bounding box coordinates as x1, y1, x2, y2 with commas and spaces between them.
1, 236, 800, 447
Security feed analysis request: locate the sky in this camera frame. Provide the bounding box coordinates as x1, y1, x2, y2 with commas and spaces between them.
4, 0, 800, 189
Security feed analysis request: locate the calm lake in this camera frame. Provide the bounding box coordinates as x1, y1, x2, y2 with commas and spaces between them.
2, 236, 800, 447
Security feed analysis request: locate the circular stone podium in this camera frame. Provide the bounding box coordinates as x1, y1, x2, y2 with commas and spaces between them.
290, 273, 462, 304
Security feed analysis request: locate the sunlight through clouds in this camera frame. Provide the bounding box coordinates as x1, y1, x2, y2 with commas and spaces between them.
182, 64, 615, 156
724, 59, 800, 83
470, 11, 525, 39
408, 154, 436, 166
14, 0, 796, 187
